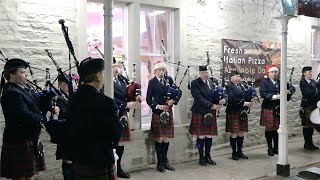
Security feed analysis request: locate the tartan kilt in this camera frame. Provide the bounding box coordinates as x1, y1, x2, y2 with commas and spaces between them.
226, 111, 248, 133
73, 162, 117, 180
1, 140, 45, 178
301, 105, 317, 127
120, 112, 131, 142
149, 110, 174, 138
189, 110, 218, 136
260, 108, 280, 129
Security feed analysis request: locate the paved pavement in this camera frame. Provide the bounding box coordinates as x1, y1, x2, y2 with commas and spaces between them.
127, 136, 320, 180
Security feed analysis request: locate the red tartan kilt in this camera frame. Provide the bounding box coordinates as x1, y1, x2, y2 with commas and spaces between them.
260, 108, 280, 129
302, 105, 317, 127
149, 110, 174, 138
189, 110, 218, 136
226, 111, 248, 133
1, 140, 45, 178
120, 112, 131, 142
73, 162, 117, 180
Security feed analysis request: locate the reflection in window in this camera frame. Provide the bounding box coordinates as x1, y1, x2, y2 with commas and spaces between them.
140, 7, 173, 128
87, 2, 125, 57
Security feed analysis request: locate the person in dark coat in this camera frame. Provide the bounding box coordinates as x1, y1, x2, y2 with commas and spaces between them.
225, 71, 254, 160
299, 66, 320, 150
189, 65, 227, 166
69, 58, 121, 180
0, 58, 59, 179
55, 73, 74, 180
146, 61, 180, 172
113, 58, 137, 178
259, 65, 295, 156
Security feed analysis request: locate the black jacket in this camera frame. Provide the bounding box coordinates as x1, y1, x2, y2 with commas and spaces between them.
191, 77, 227, 115
1, 82, 47, 143
69, 84, 121, 168
225, 82, 245, 113
146, 76, 177, 114
114, 74, 129, 116
300, 79, 320, 108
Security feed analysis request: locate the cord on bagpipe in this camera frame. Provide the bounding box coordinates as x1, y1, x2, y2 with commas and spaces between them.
206, 52, 225, 117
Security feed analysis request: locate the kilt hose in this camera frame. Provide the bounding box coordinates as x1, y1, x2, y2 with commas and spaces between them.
73, 163, 117, 180
120, 112, 131, 142
1, 140, 46, 178
226, 111, 248, 133
149, 110, 174, 138
260, 108, 280, 129
189, 110, 218, 136
301, 105, 316, 127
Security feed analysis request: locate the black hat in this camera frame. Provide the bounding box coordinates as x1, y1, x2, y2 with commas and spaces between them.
57, 73, 69, 83
4, 58, 28, 71
79, 57, 104, 79
229, 70, 239, 78
113, 57, 116, 64
302, 66, 312, 74
199, 65, 208, 71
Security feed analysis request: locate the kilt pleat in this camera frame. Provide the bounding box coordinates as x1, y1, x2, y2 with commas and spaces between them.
120, 112, 131, 142
301, 105, 316, 127
189, 110, 218, 136
226, 111, 248, 133
149, 110, 174, 138
260, 108, 280, 129
73, 162, 117, 180
1, 141, 37, 178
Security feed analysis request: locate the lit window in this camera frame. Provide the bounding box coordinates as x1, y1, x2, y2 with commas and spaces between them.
140, 7, 173, 128
87, 2, 125, 57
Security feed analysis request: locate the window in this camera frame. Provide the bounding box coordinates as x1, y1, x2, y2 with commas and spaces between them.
87, 2, 125, 57
140, 7, 174, 129
311, 27, 320, 79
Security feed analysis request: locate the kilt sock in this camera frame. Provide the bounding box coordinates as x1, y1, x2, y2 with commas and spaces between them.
116, 146, 124, 169
272, 131, 278, 152
196, 138, 205, 159
230, 137, 237, 155
236, 136, 244, 153
155, 142, 163, 165
162, 142, 169, 161
62, 162, 74, 180
204, 138, 212, 158
265, 131, 273, 149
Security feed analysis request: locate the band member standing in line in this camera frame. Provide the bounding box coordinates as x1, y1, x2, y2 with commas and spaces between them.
146, 61, 178, 172
113, 58, 137, 178
260, 65, 295, 156
189, 65, 226, 166
299, 66, 320, 150
69, 58, 121, 180
225, 71, 252, 161
0, 58, 59, 180
55, 74, 73, 180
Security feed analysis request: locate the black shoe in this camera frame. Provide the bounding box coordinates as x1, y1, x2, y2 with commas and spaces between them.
273, 148, 278, 155
156, 163, 166, 172
199, 157, 207, 166
304, 144, 319, 150
205, 156, 216, 165
117, 168, 131, 178
237, 151, 248, 159
267, 147, 274, 156
232, 153, 239, 161
163, 161, 175, 171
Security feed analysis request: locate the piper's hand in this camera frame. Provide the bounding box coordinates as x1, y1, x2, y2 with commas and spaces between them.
52, 106, 60, 116
158, 105, 170, 111
136, 95, 142, 102
244, 102, 252, 108
127, 102, 138, 109
252, 97, 258, 102
212, 104, 222, 110
167, 99, 174, 106
219, 99, 226, 105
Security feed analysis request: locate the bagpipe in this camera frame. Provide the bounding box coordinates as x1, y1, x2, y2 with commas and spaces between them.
307, 73, 320, 132
274, 67, 296, 118
239, 76, 259, 120
159, 40, 187, 124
